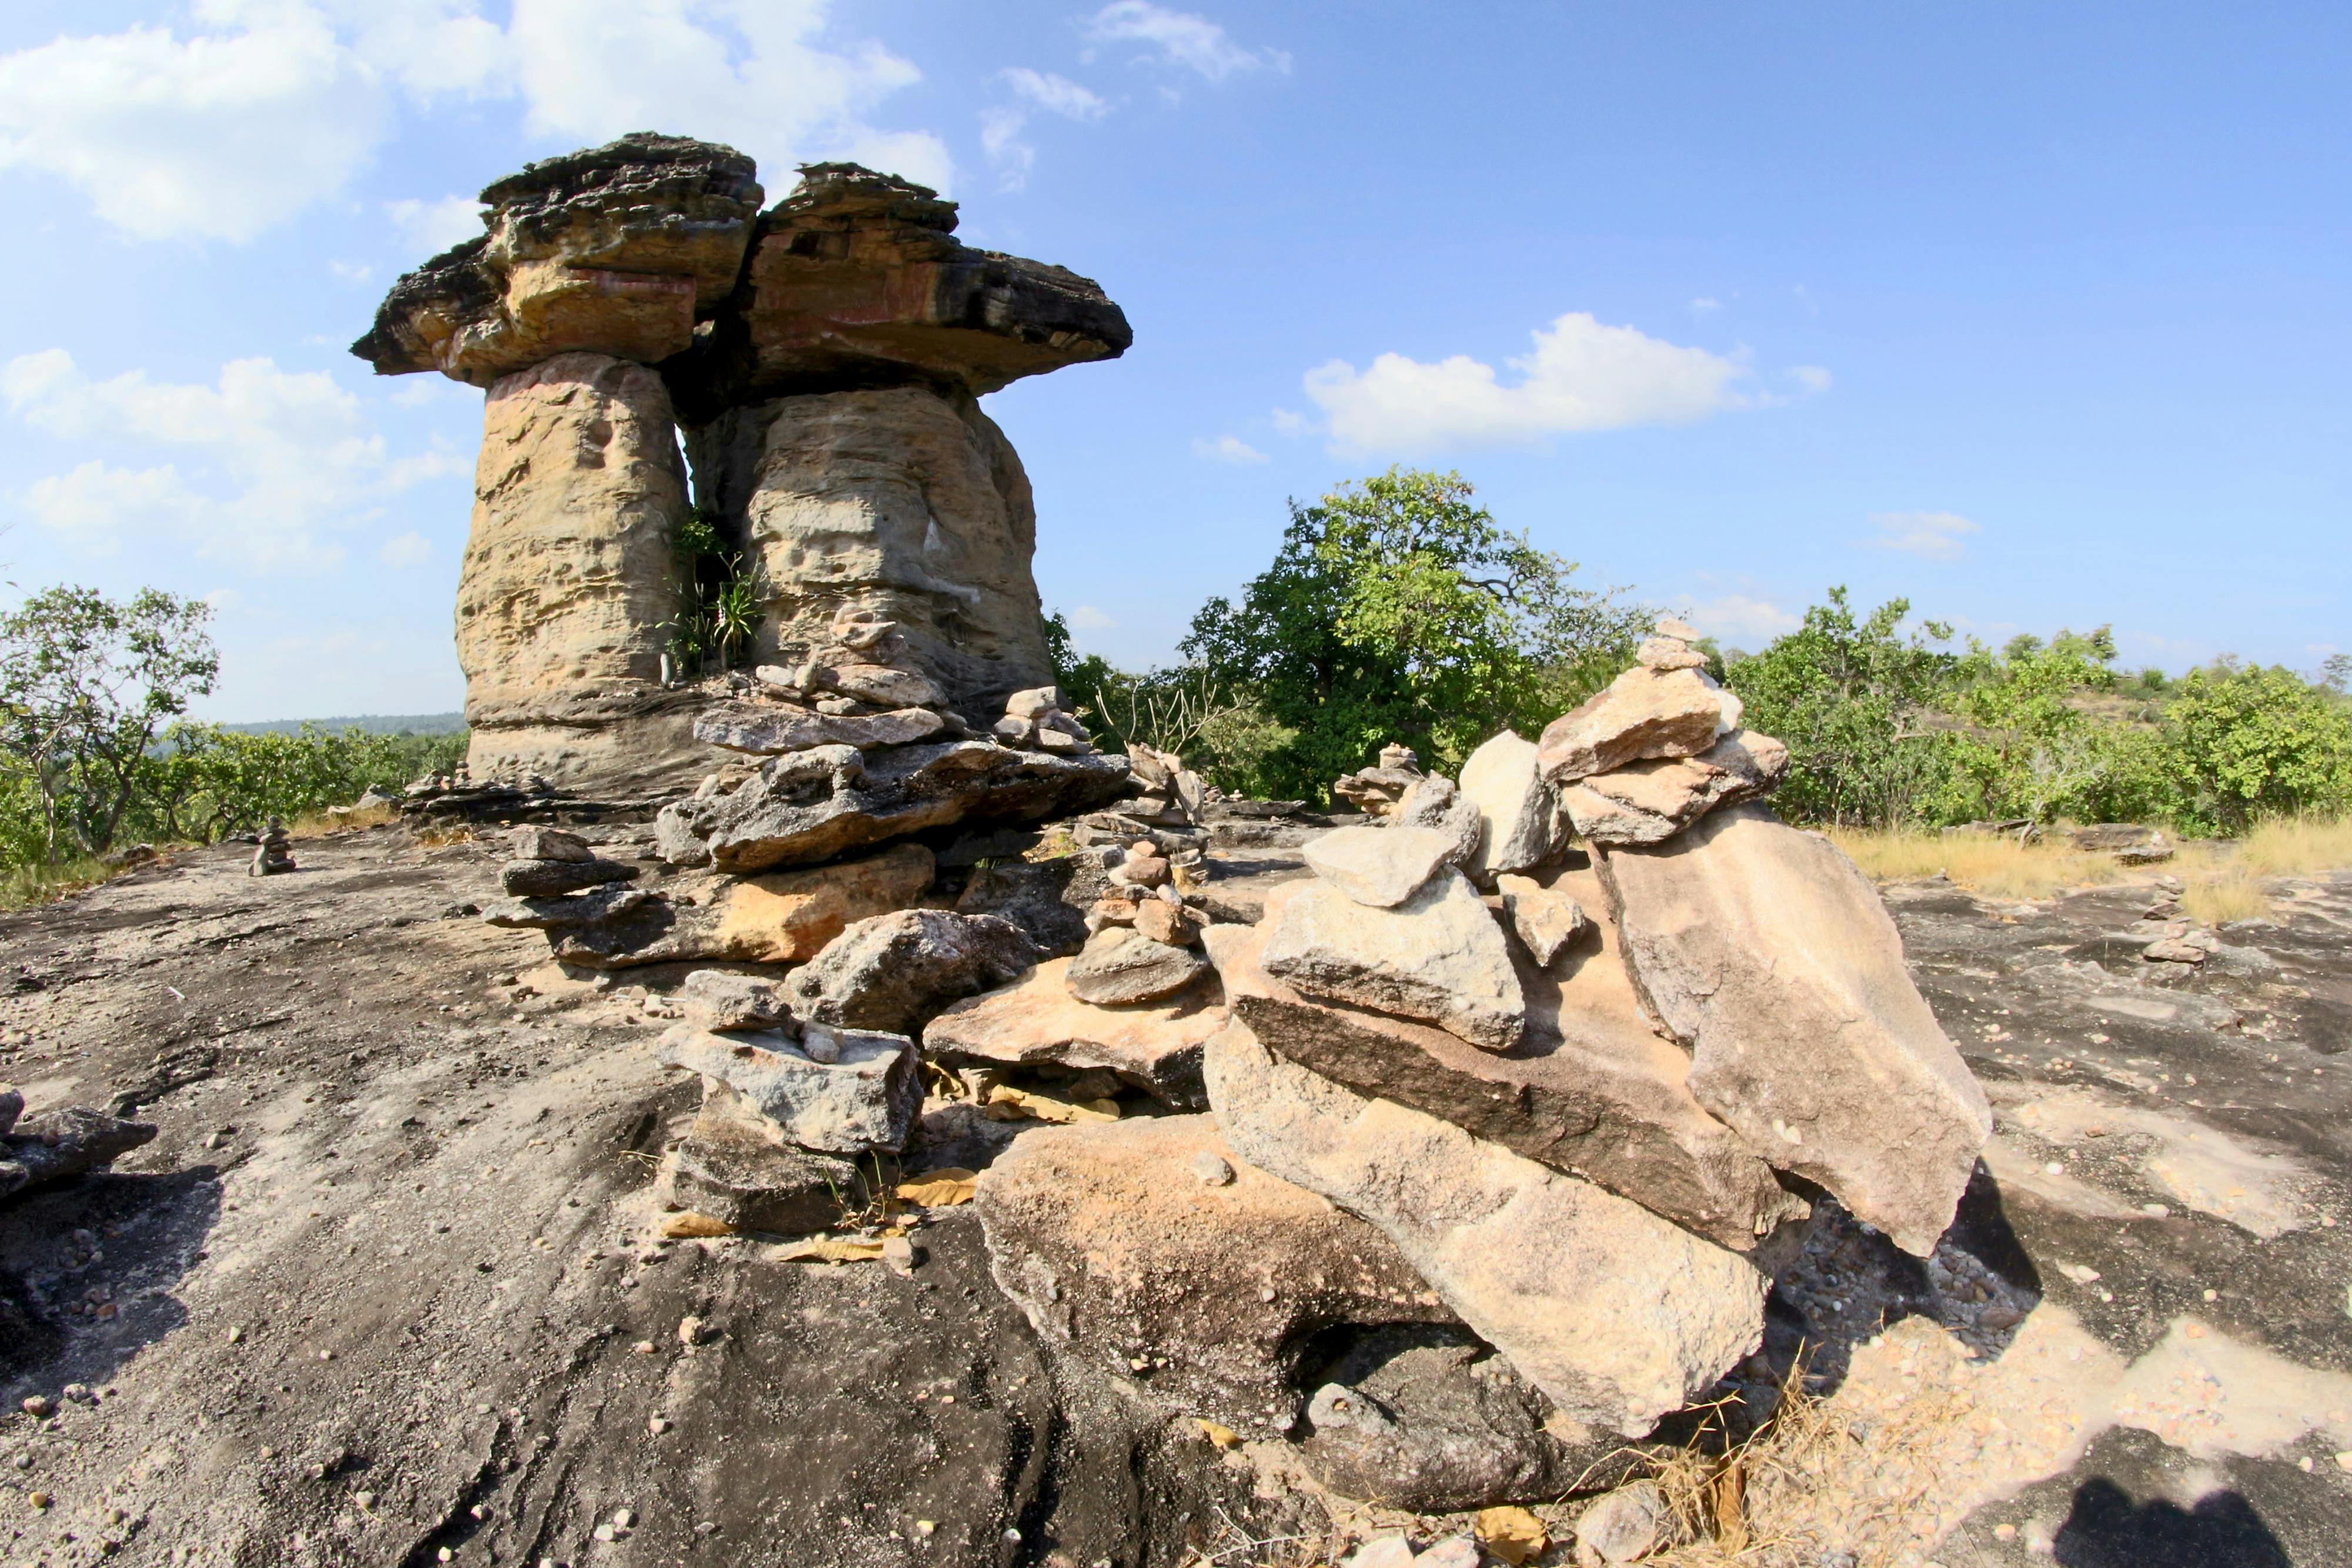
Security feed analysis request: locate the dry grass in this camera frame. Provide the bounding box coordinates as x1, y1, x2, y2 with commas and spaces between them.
0, 855, 121, 912
2234, 813, 2352, 877
286, 801, 400, 838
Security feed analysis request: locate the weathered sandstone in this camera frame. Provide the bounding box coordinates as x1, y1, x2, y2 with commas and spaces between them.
1258, 869, 1525, 1053
1536, 666, 1735, 785
923, 958, 1226, 1107
1562, 729, 1788, 848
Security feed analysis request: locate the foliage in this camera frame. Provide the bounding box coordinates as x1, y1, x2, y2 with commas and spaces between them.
667, 506, 763, 677
140, 723, 467, 844
0, 586, 219, 858
2161, 658, 2352, 831
1180, 469, 1648, 801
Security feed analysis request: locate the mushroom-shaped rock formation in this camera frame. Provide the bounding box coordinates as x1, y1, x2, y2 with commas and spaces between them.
353, 136, 1130, 795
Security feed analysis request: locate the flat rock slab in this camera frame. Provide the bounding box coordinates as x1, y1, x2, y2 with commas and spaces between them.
785, 908, 1036, 1035
660, 1103, 864, 1234
1562, 729, 1788, 848
657, 1022, 918, 1154
974, 1114, 1455, 1433
1596, 804, 1993, 1256
1258, 868, 1525, 1052
1536, 666, 1731, 785
924, 958, 1226, 1107
1064, 927, 1211, 1006
694, 704, 946, 754
1204, 879, 1803, 1253
1304, 824, 1459, 908
1205, 1018, 1767, 1437
534, 844, 934, 969
499, 857, 639, 897
679, 970, 793, 1032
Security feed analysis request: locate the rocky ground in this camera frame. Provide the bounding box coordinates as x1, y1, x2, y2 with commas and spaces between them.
0, 822, 2346, 1567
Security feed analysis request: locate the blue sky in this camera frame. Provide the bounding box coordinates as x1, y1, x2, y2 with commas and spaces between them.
0, 1, 2344, 720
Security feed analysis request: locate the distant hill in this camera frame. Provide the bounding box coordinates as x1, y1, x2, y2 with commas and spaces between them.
216, 713, 468, 737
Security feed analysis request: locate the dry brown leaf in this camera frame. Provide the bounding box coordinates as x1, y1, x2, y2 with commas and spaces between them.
1472, 1506, 1547, 1566
771, 1237, 887, 1264
983, 1085, 1120, 1125
894, 1169, 979, 1207
1193, 1419, 1241, 1450
1709, 1456, 1749, 1552
659, 1211, 735, 1239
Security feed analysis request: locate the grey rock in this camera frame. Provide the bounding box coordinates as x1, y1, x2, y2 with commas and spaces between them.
1204, 1018, 1768, 1437
1258, 869, 1525, 1053
679, 970, 793, 1032
1536, 666, 1733, 785
693, 704, 945, 755
1495, 873, 1590, 967
510, 826, 592, 862
1597, 804, 1993, 1256
0, 1107, 159, 1202
953, 858, 1093, 958
786, 910, 1037, 1036
1460, 730, 1569, 883
480, 884, 656, 930
657, 1022, 918, 1155
1064, 927, 1211, 1007
498, 857, 639, 898
822, 664, 945, 710
1303, 824, 1459, 908
660, 1098, 865, 1234
1391, 775, 1484, 869
1575, 1480, 1672, 1564
0, 1089, 19, 1139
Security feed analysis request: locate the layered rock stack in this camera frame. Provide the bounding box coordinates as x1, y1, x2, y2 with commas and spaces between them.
968, 620, 1994, 1507
248, 820, 295, 877
356, 135, 1130, 795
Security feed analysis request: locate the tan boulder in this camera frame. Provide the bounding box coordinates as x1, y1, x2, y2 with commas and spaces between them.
1302, 823, 1460, 908
974, 1114, 1455, 1434
924, 957, 1226, 1107
456, 352, 706, 794
686, 385, 1055, 718
1202, 878, 1802, 1252
1204, 1019, 1767, 1437
544, 842, 934, 969
1536, 666, 1736, 785
1459, 730, 1569, 882
1596, 804, 1993, 1256
1258, 870, 1525, 1052
1562, 729, 1789, 847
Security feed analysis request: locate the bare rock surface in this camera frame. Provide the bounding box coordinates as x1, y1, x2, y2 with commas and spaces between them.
1599, 804, 1994, 1256
1562, 728, 1789, 848
656, 737, 1130, 874
1063, 926, 1211, 1006
658, 1103, 862, 1235
783, 909, 1037, 1036
676, 970, 791, 1032
924, 958, 1224, 1107
974, 1115, 1454, 1434
1, 1109, 156, 1202
1459, 730, 1568, 883
1203, 885, 1802, 1252
457, 352, 703, 794
1536, 666, 1732, 785
656, 1024, 918, 1154
1205, 1018, 1768, 1436
1390, 775, 1484, 870
1304, 824, 1459, 908
1494, 872, 1589, 967
1259, 868, 1525, 1052
499, 855, 639, 897
693, 704, 946, 754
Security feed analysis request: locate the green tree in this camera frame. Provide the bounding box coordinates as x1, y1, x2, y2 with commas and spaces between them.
2162, 658, 2352, 830
0, 586, 218, 859
1723, 589, 1962, 828
1181, 469, 1648, 800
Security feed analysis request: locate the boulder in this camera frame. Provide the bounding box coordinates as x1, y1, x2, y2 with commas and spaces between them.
1204, 1019, 1768, 1437
1258, 870, 1525, 1054
785, 910, 1037, 1035
498, 856, 638, 898
664, 163, 1130, 420
1536, 666, 1734, 785
924, 958, 1226, 1107
694, 705, 946, 754
1, 1107, 159, 1202
1595, 804, 1993, 1256
510, 825, 592, 862
350, 133, 763, 384
659, 1100, 865, 1234
1203, 891, 1803, 1253
677, 970, 793, 1032
1494, 874, 1589, 968
973, 1115, 1456, 1433
1562, 730, 1788, 848
1063, 927, 1211, 1007
1459, 730, 1568, 883
1131, 896, 1204, 948
953, 858, 1093, 958
656, 1022, 919, 1155
1302, 824, 1459, 908
455, 352, 704, 794
1300, 1326, 1603, 1513
656, 737, 1130, 874
524, 844, 934, 969
1391, 775, 1484, 868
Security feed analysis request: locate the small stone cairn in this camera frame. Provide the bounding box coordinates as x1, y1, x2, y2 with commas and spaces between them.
248, 819, 295, 877
1332, 742, 1423, 816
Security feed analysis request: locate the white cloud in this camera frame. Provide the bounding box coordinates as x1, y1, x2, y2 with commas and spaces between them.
380, 531, 433, 567
1867, 510, 1980, 561
1681, 594, 1800, 646
1003, 68, 1108, 120
386, 194, 483, 255
1304, 313, 1761, 455
328, 259, 375, 285
0, 1, 947, 244
1269, 407, 1308, 437
979, 106, 1034, 190
1065, 606, 1117, 631
1689, 297, 1723, 314
1192, 434, 1268, 465
1789, 365, 1833, 394
1084, 2, 1289, 81
2, 349, 459, 573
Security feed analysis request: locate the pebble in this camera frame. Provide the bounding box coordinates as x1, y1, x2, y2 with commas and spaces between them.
630, 1340, 656, 1356
648, 1416, 671, 1435
20, 1397, 52, 1418
1191, 1152, 1235, 1186
614, 1507, 636, 1528
678, 1316, 710, 1347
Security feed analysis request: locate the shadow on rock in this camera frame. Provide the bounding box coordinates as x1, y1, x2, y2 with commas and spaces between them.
2054, 1477, 2290, 1568
0, 1166, 223, 1390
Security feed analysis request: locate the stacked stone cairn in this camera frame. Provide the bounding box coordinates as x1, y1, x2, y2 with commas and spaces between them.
967, 617, 1994, 1512
248, 819, 296, 878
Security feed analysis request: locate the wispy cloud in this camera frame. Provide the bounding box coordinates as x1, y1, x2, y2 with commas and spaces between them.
1066, 606, 1117, 631
1689, 297, 1723, 315
1679, 594, 1802, 646
981, 68, 1110, 190
1192, 434, 1268, 465
380, 531, 433, 568
1083, 2, 1289, 82
385, 194, 483, 255
1867, 510, 1979, 561
1003, 68, 1108, 119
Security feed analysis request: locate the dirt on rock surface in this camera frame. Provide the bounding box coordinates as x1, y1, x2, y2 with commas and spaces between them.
0, 824, 1275, 1567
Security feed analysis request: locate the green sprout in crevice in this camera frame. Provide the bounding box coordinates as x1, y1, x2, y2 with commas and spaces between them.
664, 506, 763, 681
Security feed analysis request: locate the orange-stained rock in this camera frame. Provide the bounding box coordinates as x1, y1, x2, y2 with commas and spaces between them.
924, 957, 1227, 1107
